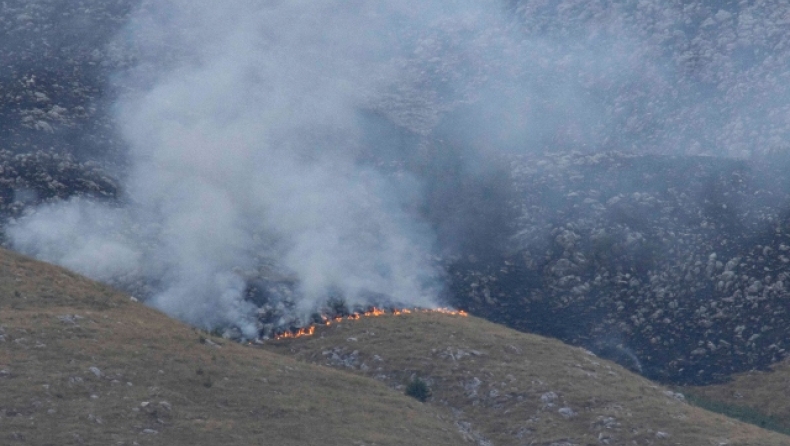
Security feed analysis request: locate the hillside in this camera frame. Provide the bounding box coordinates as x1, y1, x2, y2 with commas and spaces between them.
446, 151, 790, 385
4, 247, 790, 445
5, 0, 790, 390
0, 248, 467, 446
5, 1, 790, 442
686, 357, 790, 434
262, 308, 790, 445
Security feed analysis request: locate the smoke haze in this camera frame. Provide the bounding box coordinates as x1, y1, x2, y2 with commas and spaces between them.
8, 0, 790, 337
9, 0, 514, 335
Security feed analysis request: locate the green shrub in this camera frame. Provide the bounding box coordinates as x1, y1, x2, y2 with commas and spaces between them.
405, 377, 431, 402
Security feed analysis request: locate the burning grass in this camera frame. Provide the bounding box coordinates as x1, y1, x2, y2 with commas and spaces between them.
4, 246, 789, 445
263, 311, 790, 446
272, 307, 468, 340
0, 248, 469, 446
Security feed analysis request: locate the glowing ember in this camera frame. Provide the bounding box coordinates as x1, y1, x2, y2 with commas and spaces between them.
272, 307, 468, 340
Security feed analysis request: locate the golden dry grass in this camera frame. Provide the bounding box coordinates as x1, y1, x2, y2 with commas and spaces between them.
0, 248, 467, 445
263, 311, 790, 445
685, 357, 790, 432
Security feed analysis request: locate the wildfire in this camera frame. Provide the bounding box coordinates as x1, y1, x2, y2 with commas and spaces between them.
273, 325, 316, 339
272, 307, 468, 340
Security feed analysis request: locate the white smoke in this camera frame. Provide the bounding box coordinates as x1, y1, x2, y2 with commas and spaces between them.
10, 0, 790, 336
10, 0, 511, 335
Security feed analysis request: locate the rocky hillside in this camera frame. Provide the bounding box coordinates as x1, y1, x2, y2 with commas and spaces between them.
2, 247, 789, 445
0, 0, 133, 161
4, 0, 790, 390
445, 151, 790, 385
0, 0, 124, 235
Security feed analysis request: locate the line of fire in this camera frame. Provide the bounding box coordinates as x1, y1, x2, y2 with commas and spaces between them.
270, 307, 469, 341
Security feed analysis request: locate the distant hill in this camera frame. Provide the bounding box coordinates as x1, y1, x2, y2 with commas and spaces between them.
0, 4, 786, 443
6, 1, 790, 431
445, 151, 790, 385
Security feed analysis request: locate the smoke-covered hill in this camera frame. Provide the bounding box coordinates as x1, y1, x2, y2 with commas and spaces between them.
4, 0, 790, 387
2, 246, 788, 445
0, 248, 468, 445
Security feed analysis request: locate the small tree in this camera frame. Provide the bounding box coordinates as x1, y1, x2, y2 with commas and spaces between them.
405, 377, 432, 402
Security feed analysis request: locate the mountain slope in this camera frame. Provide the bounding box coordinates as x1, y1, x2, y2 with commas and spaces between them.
3, 240, 790, 445
263, 311, 790, 445
447, 151, 790, 385
0, 248, 467, 446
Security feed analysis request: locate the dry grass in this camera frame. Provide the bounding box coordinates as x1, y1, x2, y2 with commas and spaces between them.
0, 248, 467, 446
685, 358, 790, 433
3, 245, 789, 445
263, 312, 790, 445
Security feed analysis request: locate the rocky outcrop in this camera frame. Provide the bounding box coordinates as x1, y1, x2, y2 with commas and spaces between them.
0, 0, 135, 162
0, 149, 118, 233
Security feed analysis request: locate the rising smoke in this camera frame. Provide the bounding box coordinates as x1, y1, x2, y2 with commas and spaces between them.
9, 0, 520, 336
8, 0, 790, 337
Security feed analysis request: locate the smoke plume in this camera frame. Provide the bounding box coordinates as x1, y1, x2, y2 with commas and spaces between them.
9, 0, 525, 335
8, 0, 790, 337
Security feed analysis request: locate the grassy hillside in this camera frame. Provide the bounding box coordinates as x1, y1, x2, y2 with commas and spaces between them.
3, 245, 790, 445
263, 311, 790, 445
0, 248, 467, 446
686, 358, 790, 434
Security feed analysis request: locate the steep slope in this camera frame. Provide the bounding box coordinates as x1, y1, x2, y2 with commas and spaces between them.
263, 311, 790, 445
0, 248, 467, 446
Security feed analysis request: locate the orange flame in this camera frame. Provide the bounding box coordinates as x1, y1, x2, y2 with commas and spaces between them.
272, 306, 467, 340
274, 325, 316, 339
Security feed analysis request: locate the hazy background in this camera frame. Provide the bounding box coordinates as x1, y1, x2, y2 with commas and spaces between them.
6, 0, 790, 337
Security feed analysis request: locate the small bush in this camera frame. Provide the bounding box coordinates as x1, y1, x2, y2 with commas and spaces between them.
405, 377, 431, 402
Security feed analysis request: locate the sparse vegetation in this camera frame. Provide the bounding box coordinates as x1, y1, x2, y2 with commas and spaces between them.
265, 311, 790, 445
3, 247, 790, 445
683, 392, 790, 435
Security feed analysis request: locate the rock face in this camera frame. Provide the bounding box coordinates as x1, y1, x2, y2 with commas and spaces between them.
446, 151, 790, 385
501, 0, 790, 159
0, 150, 118, 229
0, 1, 127, 227
0, 0, 135, 161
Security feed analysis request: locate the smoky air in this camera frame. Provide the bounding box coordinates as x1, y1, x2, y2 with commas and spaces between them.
6, 0, 790, 383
